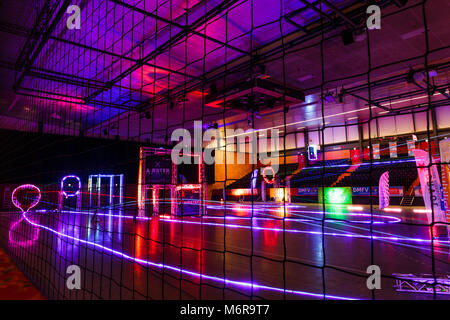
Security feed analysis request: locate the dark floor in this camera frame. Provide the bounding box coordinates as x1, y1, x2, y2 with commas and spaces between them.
1, 202, 449, 300
0, 246, 45, 299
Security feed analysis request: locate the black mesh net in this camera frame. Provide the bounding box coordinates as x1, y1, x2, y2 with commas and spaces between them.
0, 0, 449, 300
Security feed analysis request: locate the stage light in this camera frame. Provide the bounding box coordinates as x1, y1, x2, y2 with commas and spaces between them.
413, 72, 425, 82
324, 92, 335, 103
406, 68, 415, 83
248, 114, 253, 126
341, 29, 354, 45
338, 87, 344, 103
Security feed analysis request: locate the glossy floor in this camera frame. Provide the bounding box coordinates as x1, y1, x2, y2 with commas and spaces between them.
1, 202, 449, 300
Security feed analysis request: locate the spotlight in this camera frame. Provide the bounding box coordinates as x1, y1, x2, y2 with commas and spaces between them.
428, 70, 437, 78
406, 68, 415, 83
248, 115, 253, 127
413, 72, 425, 82
338, 88, 344, 103
341, 28, 354, 45
324, 92, 335, 103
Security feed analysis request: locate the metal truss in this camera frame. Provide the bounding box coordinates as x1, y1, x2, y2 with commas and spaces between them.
148, 0, 392, 108
83, 0, 243, 104
393, 273, 450, 295
14, 0, 72, 90
10, 0, 437, 119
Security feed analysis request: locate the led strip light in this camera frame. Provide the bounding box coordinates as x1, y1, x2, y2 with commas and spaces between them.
20, 210, 357, 300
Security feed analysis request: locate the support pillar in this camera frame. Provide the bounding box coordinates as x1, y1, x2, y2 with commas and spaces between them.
261, 181, 266, 202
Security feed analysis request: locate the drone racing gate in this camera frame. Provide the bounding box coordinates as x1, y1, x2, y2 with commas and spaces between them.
58, 175, 82, 211
138, 147, 206, 217
88, 174, 124, 209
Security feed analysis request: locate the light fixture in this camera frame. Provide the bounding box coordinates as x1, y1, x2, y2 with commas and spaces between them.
324, 92, 335, 103
341, 28, 354, 45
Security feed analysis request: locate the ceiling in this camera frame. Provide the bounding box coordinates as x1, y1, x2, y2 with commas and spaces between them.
0, 0, 449, 144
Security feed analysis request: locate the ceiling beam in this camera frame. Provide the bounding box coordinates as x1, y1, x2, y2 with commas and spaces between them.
298, 0, 333, 23
321, 0, 357, 28
48, 36, 201, 80
108, 0, 250, 57
84, 0, 241, 104
14, 0, 72, 91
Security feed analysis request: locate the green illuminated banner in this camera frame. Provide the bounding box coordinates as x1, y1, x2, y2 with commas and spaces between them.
318, 187, 352, 204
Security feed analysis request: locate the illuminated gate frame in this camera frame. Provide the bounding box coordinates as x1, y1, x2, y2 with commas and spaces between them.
138, 147, 206, 217
58, 175, 82, 211
88, 174, 124, 209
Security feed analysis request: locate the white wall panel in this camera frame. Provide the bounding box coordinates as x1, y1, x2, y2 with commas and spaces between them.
346, 124, 359, 141
436, 106, 450, 129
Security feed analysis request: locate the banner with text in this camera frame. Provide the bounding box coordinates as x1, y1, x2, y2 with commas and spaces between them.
413, 149, 448, 237
439, 139, 450, 231
379, 171, 390, 209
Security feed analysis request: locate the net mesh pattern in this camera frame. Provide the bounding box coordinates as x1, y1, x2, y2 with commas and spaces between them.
0, 0, 449, 300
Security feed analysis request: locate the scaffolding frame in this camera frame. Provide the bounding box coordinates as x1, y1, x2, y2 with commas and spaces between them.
138, 147, 206, 217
